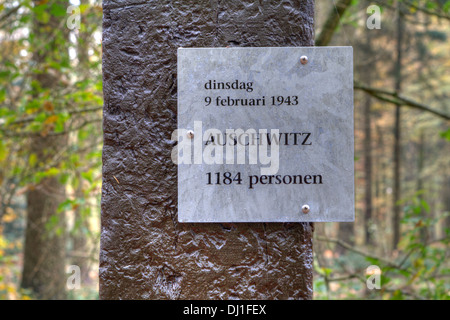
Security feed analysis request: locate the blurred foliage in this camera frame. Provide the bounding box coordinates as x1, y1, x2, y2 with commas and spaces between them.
0, 211, 31, 299
313, 0, 450, 300
0, 0, 449, 300
314, 197, 449, 300
0, 0, 103, 299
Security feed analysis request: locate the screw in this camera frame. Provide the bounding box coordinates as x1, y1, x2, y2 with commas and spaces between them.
302, 204, 310, 214
187, 130, 194, 139
300, 55, 308, 65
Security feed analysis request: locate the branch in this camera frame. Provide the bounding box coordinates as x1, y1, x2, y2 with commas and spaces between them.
324, 274, 361, 282
354, 81, 450, 121
1, 106, 103, 126
315, 0, 353, 46
0, 117, 102, 138
0, 4, 21, 23
405, 1, 450, 21
315, 235, 403, 268
370, 0, 450, 21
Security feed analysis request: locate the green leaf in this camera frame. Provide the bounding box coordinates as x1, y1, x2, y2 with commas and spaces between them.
81, 170, 93, 183
45, 167, 60, 176
28, 153, 37, 167
366, 257, 380, 265
54, 113, 69, 133
426, 1, 438, 10
397, 269, 411, 278
54, 120, 65, 133
57, 199, 73, 213
420, 199, 430, 213
0, 89, 6, 103
444, 1, 450, 13
37, 10, 50, 24
440, 128, 450, 141
322, 268, 333, 277
0, 107, 11, 117
58, 173, 70, 185
50, 3, 67, 17
0, 70, 11, 78
392, 289, 404, 300
34, 112, 47, 123
380, 275, 391, 286
0, 140, 6, 161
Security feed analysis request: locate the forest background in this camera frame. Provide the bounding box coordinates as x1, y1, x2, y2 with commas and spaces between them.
0, 0, 449, 300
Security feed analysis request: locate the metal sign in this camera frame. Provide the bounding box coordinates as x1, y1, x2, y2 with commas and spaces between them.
176, 47, 354, 222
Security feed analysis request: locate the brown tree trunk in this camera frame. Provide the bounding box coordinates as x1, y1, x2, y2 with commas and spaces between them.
363, 18, 374, 246
337, 222, 354, 255
444, 176, 450, 234
315, 0, 352, 46
21, 137, 67, 299
363, 91, 374, 245
100, 0, 315, 299
416, 130, 428, 244
392, 1, 403, 251
21, 0, 68, 299
72, 172, 91, 284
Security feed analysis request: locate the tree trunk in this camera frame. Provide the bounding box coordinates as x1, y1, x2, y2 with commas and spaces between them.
392, 1, 403, 251
315, 0, 352, 46
21, 0, 68, 299
444, 176, 450, 234
21, 138, 67, 299
336, 222, 354, 255
363, 16, 374, 246
416, 130, 428, 244
363, 91, 373, 245
72, 172, 91, 283
100, 0, 315, 299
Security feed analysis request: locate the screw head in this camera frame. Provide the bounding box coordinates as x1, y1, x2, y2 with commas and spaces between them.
300, 55, 308, 65
302, 204, 310, 214
187, 130, 194, 139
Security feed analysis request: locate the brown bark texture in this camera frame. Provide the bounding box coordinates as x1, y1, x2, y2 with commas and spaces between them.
101, 0, 315, 300
21, 138, 67, 300
392, 2, 403, 250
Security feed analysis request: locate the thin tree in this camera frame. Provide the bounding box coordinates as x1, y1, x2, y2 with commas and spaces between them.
363, 19, 374, 246
392, 1, 403, 251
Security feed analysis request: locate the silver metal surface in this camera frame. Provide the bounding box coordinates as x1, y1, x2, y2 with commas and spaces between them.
177, 47, 354, 222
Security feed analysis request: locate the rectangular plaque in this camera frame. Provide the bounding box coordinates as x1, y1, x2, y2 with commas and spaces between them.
176, 47, 354, 222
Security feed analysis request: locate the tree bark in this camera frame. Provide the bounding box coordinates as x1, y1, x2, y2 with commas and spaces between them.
363, 24, 374, 246
336, 222, 354, 255
416, 130, 428, 244
72, 172, 91, 283
363, 92, 373, 245
392, 1, 403, 251
315, 0, 352, 46
21, 138, 67, 299
100, 0, 315, 299
444, 176, 450, 234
